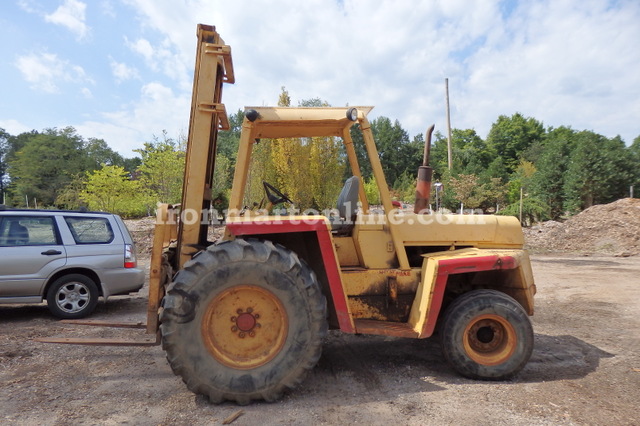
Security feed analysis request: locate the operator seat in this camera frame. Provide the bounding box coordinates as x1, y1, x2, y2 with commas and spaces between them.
332, 176, 360, 234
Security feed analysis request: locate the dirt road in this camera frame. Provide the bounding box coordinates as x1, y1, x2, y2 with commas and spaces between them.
1, 254, 639, 425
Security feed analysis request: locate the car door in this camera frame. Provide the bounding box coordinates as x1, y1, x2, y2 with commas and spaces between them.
0, 215, 67, 298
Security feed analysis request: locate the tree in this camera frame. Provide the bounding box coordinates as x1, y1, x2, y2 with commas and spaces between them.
562, 131, 633, 213
630, 135, 640, 195
134, 132, 185, 204
7, 127, 91, 206
530, 127, 574, 219
81, 165, 152, 217
496, 198, 550, 226
486, 113, 544, 173
452, 129, 494, 176
217, 109, 243, 166
449, 174, 486, 210
371, 117, 411, 186
83, 138, 126, 170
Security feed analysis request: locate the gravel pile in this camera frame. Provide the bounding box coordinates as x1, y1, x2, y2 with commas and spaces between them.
524, 198, 640, 256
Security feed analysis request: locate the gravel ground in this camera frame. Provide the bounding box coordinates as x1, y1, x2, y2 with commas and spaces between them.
1, 253, 639, 425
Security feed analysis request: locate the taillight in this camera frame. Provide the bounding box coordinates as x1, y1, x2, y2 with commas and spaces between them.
124, 244, 137, 268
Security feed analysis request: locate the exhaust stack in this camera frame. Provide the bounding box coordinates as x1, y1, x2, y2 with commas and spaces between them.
414, 124, 435, 214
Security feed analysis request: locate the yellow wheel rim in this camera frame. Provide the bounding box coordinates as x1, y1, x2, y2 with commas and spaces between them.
202, 285, 288, 370
463, 314, 517, 366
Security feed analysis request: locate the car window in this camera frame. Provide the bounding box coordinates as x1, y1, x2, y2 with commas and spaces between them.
0, 216, 58, 246
64, 216, 114, 244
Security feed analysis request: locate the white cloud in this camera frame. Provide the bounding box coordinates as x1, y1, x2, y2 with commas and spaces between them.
15, 52, 93, 93
0, 119, 31, 135
75, 82, 190, 155
44, 0, 90, 41
81, 87, 93, 98
124, 36, 189, 89
109, 57, 140, 83
59, 0, 640, 153
17, 0, 41, 14
100, 0, 116, 18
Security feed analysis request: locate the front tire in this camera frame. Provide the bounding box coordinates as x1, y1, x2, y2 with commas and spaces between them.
46, 274, 99, 319
440, 289, 533, 380
160, 239, 327, 404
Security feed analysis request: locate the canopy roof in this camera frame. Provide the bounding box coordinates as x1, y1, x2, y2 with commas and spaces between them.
243, 106, 374, 138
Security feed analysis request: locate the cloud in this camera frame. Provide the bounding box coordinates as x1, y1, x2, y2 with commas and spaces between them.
67, 0, 640, 153
15, 52, 93, 93
0, 119, 32, 135
124, 36, 190, 89
75, 82, 190, 155
109, 57, 140, 83
100, 0, 116, 18
44, 0, 90, 41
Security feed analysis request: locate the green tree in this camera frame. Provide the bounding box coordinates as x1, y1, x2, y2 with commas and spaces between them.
363, 176, 381, 205
134, 132, 185, 204
217, 109, 243, 166
496, 197, 551, 226
562, 131, 633, 212
7, 127, 90, 206
630, 135, 640, 195
371, 117, 411, 186
486, 113, 544, 173
449, 174, 486, 210
452, 129, 494, 176
530, 127, 574, 218
81, 165, 152, 217
83, 138, 126, 170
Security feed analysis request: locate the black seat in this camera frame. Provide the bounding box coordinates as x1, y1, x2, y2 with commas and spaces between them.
7, 222, 29, 245
332, 176, 360, 234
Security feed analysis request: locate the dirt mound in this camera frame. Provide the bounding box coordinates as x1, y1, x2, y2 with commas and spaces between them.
123, 217, 225, 256
524, 198, 640, 256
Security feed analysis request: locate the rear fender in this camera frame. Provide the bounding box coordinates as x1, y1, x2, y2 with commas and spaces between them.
408, 248, 536, 338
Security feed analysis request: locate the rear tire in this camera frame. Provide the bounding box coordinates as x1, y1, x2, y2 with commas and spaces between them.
160, 239, 327, 404
440, 289, 533, 380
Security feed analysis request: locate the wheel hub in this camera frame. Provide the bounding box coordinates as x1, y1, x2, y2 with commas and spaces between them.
202, 285, 288, 369
231, 308, 261, 337
463, 314, 517, 366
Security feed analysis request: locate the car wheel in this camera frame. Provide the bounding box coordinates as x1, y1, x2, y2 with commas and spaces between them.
46, 274, 99, 319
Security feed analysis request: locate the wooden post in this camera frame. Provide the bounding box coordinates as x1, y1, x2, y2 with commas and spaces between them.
445, 78, 453, 170
519, 187, 524, 225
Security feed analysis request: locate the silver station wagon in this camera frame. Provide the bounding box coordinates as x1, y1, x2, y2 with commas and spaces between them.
0, 208, 145, 318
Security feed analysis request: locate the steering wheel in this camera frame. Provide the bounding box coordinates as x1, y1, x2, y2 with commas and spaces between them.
263, 181, 294, 205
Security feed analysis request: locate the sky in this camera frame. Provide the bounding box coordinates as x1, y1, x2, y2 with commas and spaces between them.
1, 0, 639, 157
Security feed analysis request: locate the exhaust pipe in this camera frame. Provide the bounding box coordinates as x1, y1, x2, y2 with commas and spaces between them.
414, 124, 435, 214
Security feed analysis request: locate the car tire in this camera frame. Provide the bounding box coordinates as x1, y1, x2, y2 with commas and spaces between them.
46, 274, 99, 319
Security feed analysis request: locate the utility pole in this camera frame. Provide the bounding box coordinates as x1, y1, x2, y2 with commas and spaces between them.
445, 78, 453, 170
